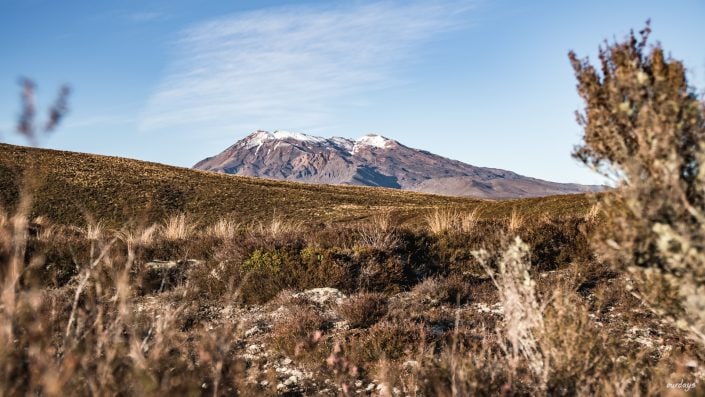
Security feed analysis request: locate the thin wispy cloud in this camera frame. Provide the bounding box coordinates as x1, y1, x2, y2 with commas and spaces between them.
140, 1, 474, 133
125, 11, 168, 23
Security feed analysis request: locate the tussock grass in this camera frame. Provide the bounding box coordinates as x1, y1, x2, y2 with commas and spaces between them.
426, 208, 455, 233
81, 220, 104, 241
356, 211, 399, 250
160, 213, 196, 241
583, 202, 600, 224
507, 208, 524, 233
426, 207, 479, 234
204, 217, 239, 240
252, 213, 299, 240
116, 224, 158, 248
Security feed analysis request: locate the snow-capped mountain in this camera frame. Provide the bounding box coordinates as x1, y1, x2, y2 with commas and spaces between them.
193, 130, 602, 199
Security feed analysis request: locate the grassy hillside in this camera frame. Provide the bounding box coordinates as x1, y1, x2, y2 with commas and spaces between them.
0, 143, 596, 226
0, 144, 699, 396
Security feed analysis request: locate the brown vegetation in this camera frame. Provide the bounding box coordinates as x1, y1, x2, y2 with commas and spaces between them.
0, 143, 597, 228
571, 22, 705, 346
0, 22, 703, 396
0, 189, 700, 395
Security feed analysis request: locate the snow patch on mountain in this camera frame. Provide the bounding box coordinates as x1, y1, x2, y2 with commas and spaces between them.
352, 134, 394, 153
242, 130, 326, 150
243, 131, 273, 149
272, 130, 326, 143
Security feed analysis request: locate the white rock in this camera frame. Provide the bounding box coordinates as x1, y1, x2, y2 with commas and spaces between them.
239, 353, 257, 361
293, 288, 346, 305
291, 369, 303, 379
246, 344, 261, 353
333, 320, 350, 330
244, 326, 261, 338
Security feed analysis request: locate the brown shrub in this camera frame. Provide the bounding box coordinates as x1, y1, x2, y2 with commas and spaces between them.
270, 302, 329, 358
355, 211, 400, 250
412, 274, 474, 306
417, 336, 510, 397
349, 321, 425, 363
338, 292, 388, 328
571, 22, 705, 343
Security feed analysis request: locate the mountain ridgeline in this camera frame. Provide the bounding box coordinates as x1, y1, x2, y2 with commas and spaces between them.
194, 131, 602, 199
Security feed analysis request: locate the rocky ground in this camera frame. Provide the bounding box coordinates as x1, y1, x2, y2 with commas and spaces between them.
134, 258, 703, 396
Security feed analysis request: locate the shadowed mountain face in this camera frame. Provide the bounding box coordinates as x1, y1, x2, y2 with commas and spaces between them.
194, 130, 603, 199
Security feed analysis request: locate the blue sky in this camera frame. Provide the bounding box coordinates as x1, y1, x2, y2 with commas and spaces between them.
1, 0, 704, 185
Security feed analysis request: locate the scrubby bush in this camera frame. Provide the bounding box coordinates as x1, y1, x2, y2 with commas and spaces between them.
338, 292, 388, 328
270, 300, 330, 357
411, 274, 474, 306
350, 320, 425, 362
242, 249, 286, 274
570, 22, 705, 343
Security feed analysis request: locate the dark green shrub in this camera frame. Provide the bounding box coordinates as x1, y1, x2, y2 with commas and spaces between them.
242, 249, 286, 274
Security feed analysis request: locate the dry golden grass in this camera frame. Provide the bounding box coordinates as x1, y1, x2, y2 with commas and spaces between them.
0, 205, 254, 395
160, 213, 196, 241
204, 217, 239, 239
116, 223, 158, 248
425, 207, 456, 234
356, 211, 399, 250
584, 202, 600, 224
426, 207, 479, 234
0, 208, 7, 228
252, 213, 299, 239
82, 220, 104, 241
507, 208, 524, 233
459, 208, 479, 231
